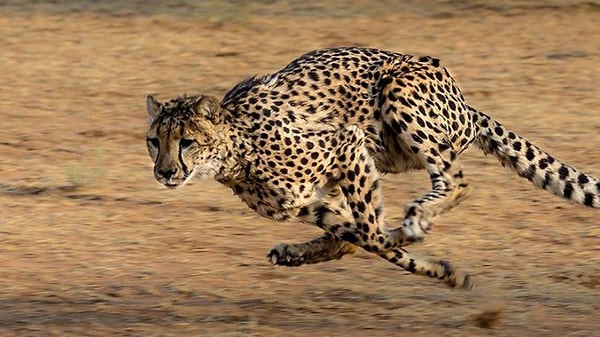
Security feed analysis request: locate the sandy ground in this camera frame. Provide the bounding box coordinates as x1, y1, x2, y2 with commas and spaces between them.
0, 1, 599, 336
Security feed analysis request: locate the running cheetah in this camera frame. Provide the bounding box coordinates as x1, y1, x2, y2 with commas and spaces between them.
145, 47, 599, 289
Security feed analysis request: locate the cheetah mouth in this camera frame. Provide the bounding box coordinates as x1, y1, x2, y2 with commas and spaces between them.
160, 171, 195, 189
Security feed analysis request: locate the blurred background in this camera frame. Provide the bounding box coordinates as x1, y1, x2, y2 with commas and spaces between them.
0, 1, 599, 336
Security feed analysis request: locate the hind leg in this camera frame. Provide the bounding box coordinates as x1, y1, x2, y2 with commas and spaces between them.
378, 247, 474, 289
378, 58, 474, 241
402, 146, 471, 241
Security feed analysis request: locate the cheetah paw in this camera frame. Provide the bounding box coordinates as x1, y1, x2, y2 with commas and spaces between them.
267, 243, 306, 267
440, 260, 475, 290
402, 213, 431, 242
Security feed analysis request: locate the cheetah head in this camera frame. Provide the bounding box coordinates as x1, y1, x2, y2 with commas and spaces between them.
145, 94, 228, 189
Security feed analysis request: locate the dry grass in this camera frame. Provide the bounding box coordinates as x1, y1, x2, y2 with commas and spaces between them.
0, 1, 599, 336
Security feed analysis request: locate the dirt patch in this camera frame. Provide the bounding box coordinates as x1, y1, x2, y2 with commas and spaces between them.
1, 1, 599, 336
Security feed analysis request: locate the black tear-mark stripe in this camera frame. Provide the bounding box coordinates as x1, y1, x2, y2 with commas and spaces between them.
178, 122, 189, 174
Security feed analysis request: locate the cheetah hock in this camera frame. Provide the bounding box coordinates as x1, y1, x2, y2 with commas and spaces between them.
145, 47, 599, 289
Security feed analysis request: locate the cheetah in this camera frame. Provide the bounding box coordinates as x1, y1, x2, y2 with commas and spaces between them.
145, 47, 599, 289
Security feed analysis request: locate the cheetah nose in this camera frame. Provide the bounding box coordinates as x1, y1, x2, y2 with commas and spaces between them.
158, 168, 177, 179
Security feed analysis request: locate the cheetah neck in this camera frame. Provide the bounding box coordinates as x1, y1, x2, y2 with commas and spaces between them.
213, 118, 255, 188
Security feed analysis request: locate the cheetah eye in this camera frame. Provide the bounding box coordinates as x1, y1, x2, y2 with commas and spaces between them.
147, 137, 159, 148
179, 138, 195, 149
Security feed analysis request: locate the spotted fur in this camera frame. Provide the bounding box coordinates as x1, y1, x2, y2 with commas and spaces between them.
146, 47, 599, 289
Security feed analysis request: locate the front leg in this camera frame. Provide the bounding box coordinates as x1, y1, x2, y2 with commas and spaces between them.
268, 233, 357, 267
378, 248, 474, 289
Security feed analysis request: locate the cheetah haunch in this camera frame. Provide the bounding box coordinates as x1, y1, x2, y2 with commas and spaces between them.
146, 47, 599, 289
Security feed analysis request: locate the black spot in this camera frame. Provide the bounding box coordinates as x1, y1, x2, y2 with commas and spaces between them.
494, 126, 504, 136
513, 141, 522, 151
359, 175, 367, 188
438, 142, 450, 152
583, 193, 594, 207
538, 158, 548, 169
412, 133, 423, 144
577, 173, 589, 185
307, 71, 319, 82
558, 165, 569, 180
525, 148, 535, 161
364, 190, 372, 203
354, 164, 361, 176
401, 112, 413, 123
436, 93, 446, 103
341, 232, 359, 244
407, 259, 417, 272
563, 182, 574, 199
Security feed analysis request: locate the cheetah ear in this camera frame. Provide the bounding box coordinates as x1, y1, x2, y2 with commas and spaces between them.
146, 95, 161, 123
194, 95, 223, 124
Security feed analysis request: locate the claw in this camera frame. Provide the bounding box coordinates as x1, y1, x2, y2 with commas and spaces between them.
269, 253, 278, 265
267, 244, 306, 267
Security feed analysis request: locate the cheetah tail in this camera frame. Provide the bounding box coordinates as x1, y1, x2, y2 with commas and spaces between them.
472, 109, 600, 208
